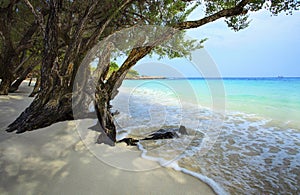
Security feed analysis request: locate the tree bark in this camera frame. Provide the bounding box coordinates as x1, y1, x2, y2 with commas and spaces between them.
93, 43, 116, 145
7, 87, 74, 133
28, 77, 33, 86
29, 77, 40, 97
93, 46, 154, 144
6, 0, 74, 133
174, 0, 250, 30
0, 46, 17, 94
0, 1, 40, 95
6, 0, 96, 133
8, 78, 24, 93
0, 76, 13, 95
9, 63, 37, 93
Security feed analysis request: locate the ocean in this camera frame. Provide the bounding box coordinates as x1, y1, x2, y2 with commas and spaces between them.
112, 77, 300, 195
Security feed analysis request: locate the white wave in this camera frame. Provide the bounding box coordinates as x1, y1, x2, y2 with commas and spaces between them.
137, 143, 228, 195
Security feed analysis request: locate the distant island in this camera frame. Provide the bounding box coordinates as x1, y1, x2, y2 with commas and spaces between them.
125, 75, 166, 80
90, 62, 166, 80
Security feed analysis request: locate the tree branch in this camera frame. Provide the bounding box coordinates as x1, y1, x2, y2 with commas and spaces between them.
61, 0, 99, 72
13, 52, 35, 74
23, 0, 46, 33
82, 0, 133, 53
16, 22, 39, 54
174, 0, 250, 30
104, 1, 252, 100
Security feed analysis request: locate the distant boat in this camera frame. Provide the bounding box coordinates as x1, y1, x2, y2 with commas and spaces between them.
278, 75, 284, 78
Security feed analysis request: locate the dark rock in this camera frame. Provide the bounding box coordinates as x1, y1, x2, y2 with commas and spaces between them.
179, 125, 188, 135
143, 126, 188, 140
153, 129, 166, 134
143, 131, 179, 140
117, 138, 139, 146
105, 126, 189, 147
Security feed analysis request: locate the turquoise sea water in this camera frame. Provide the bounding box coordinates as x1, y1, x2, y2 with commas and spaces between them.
112, 77, 300, 195
223, 78, 300, 127
121, 78, 300, 128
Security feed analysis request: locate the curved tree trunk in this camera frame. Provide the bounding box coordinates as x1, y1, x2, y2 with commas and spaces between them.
28, 77, 40, 97
6, 0, 97, 133
93, 46, 153, 144
28, 77, 33, 86
92, 43, 116, 145
9, 60, 39, 93
7, 87, 74, 133
0, 79, 12, 95
6, 0, 73, 133
0, 72, 14, 95
9, 78, 24, 93
0, 1, 40, 95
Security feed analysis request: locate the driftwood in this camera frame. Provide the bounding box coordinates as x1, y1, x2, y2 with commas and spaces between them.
116, 138, 139, 146
116, 125, 188, 146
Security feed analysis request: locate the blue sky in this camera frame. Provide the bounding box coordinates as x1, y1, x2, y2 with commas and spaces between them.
134, 8, 300, 78
187, 9, 300, 77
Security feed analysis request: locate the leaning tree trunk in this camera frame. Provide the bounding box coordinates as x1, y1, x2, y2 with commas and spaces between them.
28, 76, 33, 86
7, 32, 74, 132
93, 45, 154, 144
6, 0, 98, 133
92, 42, 117, 145
9, 78, 24, 93
94, 26, 175, 143
28, 76, 40, 97
0, 49, 16, 95
8, 76, 26, 93
0, 75, 13, 95
6, 84, 74, 133
6, 0, 74, 133
9, 62, 37, 93
0, 63, 15, 95
7, 48, 77, 132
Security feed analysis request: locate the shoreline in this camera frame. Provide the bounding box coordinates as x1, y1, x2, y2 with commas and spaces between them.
0, 81, 216, 195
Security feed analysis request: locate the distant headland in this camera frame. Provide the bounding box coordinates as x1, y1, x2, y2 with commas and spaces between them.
125, 75, 166, 80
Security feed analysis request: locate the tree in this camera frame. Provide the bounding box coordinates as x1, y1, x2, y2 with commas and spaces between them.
0, 0, 43, 95
5, 0, 299, 145
7, 0, 137, 133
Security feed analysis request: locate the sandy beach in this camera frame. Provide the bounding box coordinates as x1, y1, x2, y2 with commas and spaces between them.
0, 81, 215, 195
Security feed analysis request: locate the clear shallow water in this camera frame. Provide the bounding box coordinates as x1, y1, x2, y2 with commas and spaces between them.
112, 78, 300, 195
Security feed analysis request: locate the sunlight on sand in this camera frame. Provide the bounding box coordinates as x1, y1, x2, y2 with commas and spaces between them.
0, 82, 215, 194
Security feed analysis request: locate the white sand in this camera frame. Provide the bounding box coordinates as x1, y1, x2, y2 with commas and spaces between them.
0, 81, 215, 195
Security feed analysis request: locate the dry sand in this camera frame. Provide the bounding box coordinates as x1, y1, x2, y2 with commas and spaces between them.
0, 81, 215, 195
